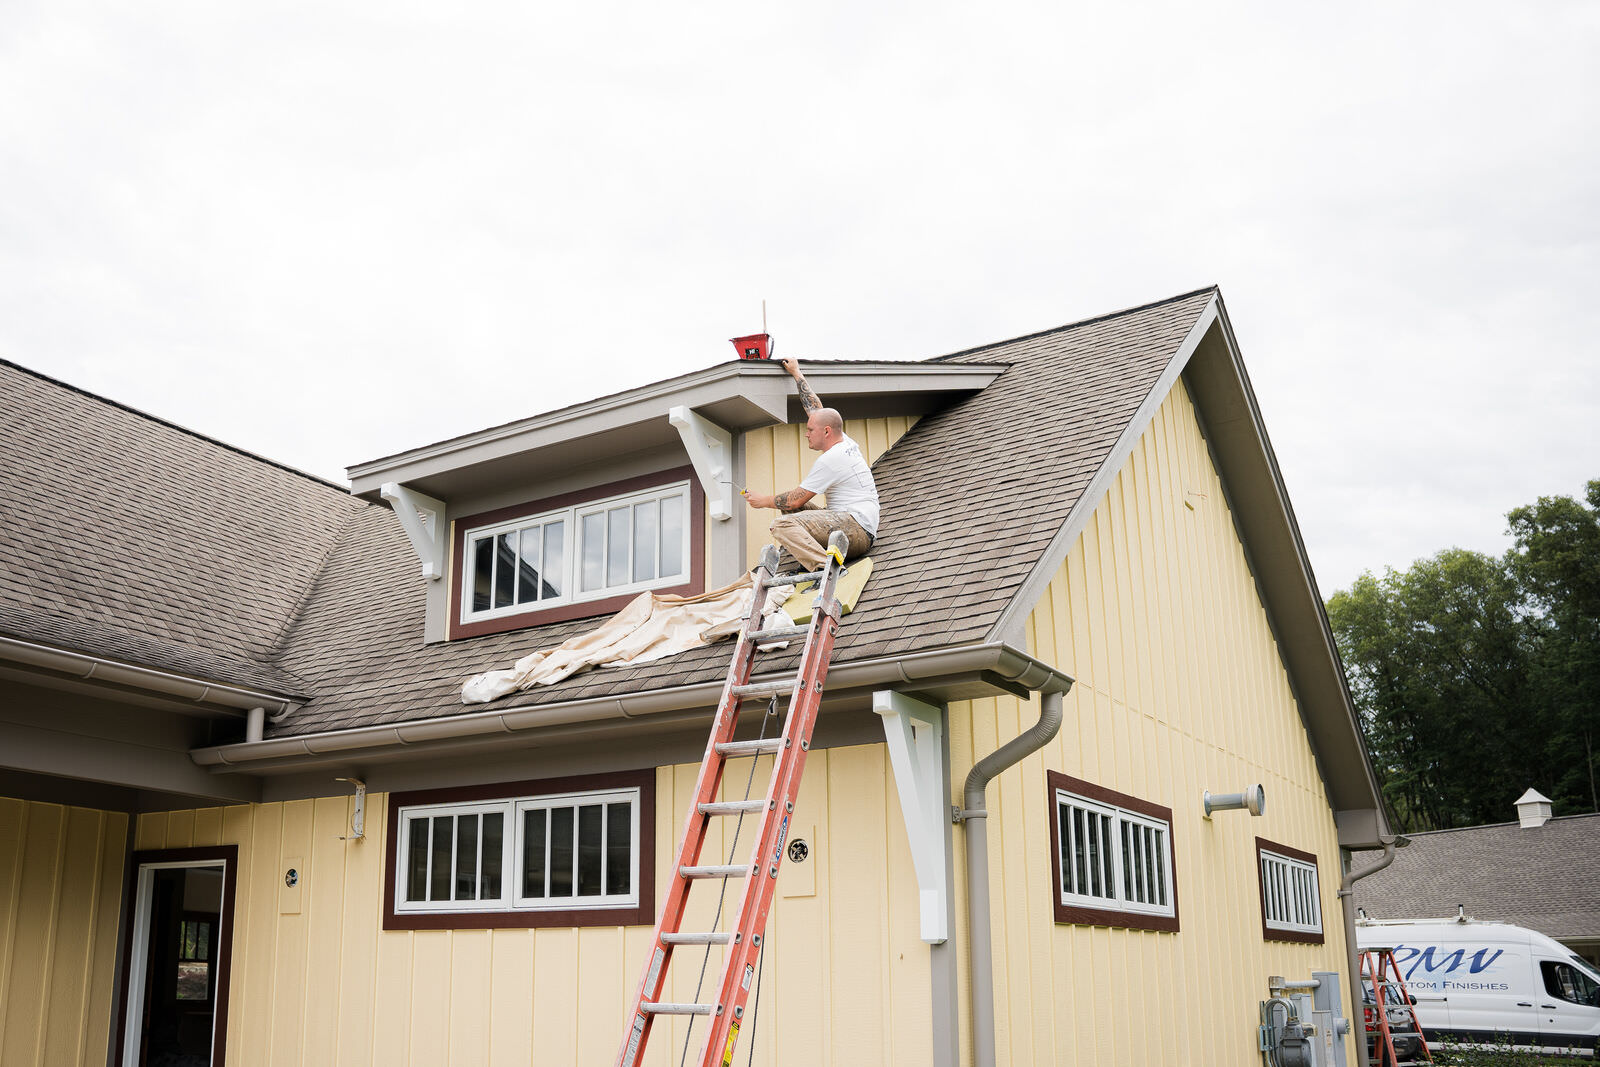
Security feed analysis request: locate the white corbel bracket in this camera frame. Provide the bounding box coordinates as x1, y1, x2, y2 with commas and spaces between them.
874, 690, 950, 944
380, 482, 446, 581
668, 405, 734, 522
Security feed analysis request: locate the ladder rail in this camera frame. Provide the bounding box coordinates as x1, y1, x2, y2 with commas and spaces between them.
618, 548, 780, 1064
693, 542, 849, 1067
616, 535, 853, 1067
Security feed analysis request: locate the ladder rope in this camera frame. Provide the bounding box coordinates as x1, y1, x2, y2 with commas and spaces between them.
743, 938, 765, 1067
678, 694, 782, 1067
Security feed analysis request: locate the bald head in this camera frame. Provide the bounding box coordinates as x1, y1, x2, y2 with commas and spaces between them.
803, 407, 845, 452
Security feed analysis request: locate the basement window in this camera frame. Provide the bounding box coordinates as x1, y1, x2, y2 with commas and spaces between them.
385, 771, 654, 930
450, 468, 704, 640
1256, 838, 1325, 943
1047, 771, 1179, 932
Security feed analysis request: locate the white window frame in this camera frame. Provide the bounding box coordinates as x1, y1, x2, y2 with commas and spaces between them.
461, 480, 691, 624
513, 789, 641, 911
394, 787, 641, 915
1260, 849, 1323, 935
1055, 788, 1175, 919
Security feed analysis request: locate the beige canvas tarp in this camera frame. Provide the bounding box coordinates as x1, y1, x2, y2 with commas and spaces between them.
459, 559, 875, 705
460, 575, 784, 704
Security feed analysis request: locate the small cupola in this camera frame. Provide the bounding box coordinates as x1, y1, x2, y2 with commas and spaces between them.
1515, 787, 1553, 828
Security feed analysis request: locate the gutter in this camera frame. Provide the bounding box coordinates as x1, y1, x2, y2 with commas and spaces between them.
958, 689, 1067, 1067
0, 633, 299, 716
191, 641, 1073, 769
1339, 840, 1401, 1067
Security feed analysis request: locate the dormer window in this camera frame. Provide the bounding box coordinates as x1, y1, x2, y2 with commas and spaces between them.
450, 467, 705, 639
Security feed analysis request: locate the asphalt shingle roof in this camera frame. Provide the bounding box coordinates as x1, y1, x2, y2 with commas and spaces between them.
1353, 814, 1600, 940
0, 359, 365, 695
266, 288, 1217, 736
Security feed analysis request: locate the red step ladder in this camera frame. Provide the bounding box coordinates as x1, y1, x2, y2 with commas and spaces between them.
1361, 947, 1434, 1066
617, 532, 851, 1067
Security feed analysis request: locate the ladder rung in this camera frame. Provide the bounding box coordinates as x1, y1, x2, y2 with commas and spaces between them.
661, 932, 732, 946
680, 864, 749, 879
642, 1002, 715, 1015
750, 623, 809, 643
761, 569, 826, 588
715, 738, 784, 757
699, 800, 766, 816
731, 679, 795, 699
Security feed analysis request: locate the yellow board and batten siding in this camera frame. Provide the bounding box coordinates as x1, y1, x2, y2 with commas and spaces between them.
944, 378, 1353, 1067
0, 798, 127, 1067
127, 748, 932, 1067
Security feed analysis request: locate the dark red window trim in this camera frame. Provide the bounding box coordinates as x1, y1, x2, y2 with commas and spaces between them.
448, 465, 705, 640
113, 846, 240, 1067
383, 769, 656, 931
1046, 770, 1180, 933
1255, 836, 1326, 945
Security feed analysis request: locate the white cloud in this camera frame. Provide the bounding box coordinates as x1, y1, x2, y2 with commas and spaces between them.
2, 0, 1595, 593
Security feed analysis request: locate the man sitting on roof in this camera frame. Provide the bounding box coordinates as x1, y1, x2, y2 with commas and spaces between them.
744, 358, 879, 571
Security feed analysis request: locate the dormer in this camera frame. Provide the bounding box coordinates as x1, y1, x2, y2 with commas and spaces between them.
347, 358, 1006, 643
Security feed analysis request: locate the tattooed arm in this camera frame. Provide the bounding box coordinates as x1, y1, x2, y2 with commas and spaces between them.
780, 358, 823, 414
744, 487, 817, 513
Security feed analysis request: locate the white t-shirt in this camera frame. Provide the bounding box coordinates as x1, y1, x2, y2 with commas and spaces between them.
800, 434, 879, 537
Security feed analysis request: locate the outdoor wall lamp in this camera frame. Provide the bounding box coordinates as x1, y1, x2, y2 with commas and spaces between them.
1203, 784, 1265, 818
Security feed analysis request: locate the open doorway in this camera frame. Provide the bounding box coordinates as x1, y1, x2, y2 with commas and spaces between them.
117, 847, 237, 1067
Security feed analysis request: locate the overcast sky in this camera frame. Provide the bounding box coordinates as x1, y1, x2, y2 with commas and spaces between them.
3, 1, 1595, 595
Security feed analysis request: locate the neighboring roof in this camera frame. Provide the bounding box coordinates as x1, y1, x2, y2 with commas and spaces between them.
258, 288, 1221, 738
1352, 814, 1600, 941
0, 359, 365, 697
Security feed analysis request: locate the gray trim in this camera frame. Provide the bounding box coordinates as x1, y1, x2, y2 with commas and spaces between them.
930, 701, 959, 1067
984, 296, 1220, 644
0, 634, 298, 714
191, 642, 1073, 772
2, 718, 260, 805
348, 361, 1007, 496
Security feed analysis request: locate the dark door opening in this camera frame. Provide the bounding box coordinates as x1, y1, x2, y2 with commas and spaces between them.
139, 866, 222, 1066
117, 848, 237, 1067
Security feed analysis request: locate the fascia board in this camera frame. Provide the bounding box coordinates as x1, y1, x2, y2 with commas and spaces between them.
347, 362, 1008, 497
188, 641, 1072, 774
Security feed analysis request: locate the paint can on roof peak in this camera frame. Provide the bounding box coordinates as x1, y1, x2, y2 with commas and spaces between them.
730, 333, 774, 360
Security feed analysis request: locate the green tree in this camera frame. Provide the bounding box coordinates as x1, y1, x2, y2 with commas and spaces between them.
1329, 480, 1600, 831
1328, 550, 1538, 831
1507, 479, 1600, 813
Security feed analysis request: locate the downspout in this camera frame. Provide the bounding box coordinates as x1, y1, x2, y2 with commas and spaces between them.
960, 689, 1065, 1067
1339, 840, 1398, 1067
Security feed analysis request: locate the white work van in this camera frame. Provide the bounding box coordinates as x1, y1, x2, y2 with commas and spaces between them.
1356, 918, 1600, 1058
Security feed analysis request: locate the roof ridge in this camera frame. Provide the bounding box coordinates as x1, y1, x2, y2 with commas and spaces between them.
923, 285, 1219, 364
1395, 811, 1600, 838
0, 356, 352, 495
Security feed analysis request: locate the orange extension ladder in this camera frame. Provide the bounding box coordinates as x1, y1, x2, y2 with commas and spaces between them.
616, 532, 851, 1067
1362, 947, 1435, 1066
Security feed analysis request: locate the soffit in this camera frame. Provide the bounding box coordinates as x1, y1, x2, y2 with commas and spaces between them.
346, 361, 1007, 501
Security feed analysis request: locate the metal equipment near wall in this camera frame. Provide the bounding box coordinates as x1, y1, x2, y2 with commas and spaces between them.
1259, 972, 1350, 1067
